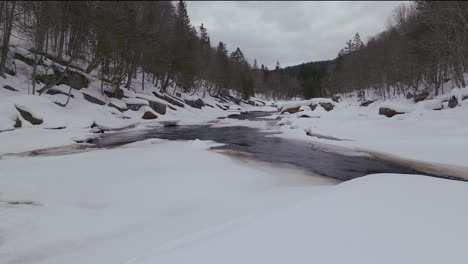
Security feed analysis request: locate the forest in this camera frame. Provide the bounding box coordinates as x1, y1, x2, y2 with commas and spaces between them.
1, 1, 467, 102
0, 1, 302, 101
324, 1, 468, 99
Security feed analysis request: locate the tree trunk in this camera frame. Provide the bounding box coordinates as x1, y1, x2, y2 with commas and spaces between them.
100, 61, 105, 95
57, 24, 65, 59
141, 69, 144, 91
0, 2, 16, 78
32, 53, 38, 95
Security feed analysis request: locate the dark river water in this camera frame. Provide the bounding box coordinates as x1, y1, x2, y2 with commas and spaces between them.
81, 111, 462, 182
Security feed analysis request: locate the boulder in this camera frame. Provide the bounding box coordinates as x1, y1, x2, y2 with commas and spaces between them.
406, 92, 414, 99
254, 99, 266, 106
46, 89, 74, 98
229, 96, 242, 105
184, 99, 205, 109
176, 92, 181, 97
331, 95, 341, 103
379, 107, 404, 118
108, 99, 128, 112
281, 106, 300, 114
37, 67, 88, 90
14, 52, 35, 66
5, 67, 15, 76
104, 88, 124, 99
152, 92, 185, 108
148, 100, 167, 115
3, 85, 18, 92
320, 102, 334, 111
360, 100, 375, 107
15, 106, 43, 125
14, 117, 21, 128
310, 104, 318, 111
448, 96, 458, 108
413, 90, 430, 103
216, 104, 228, 110
123, 98, 149, 111
82, 92, 106, 105
142, 111, 158, 120
463, 95, 468, 101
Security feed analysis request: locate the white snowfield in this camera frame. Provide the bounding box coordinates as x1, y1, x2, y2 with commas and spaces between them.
1, 139, 467, 264
0, 139, 333, 264
273, 87, 468, 173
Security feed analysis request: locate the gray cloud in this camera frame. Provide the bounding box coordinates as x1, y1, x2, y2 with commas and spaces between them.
186, 1, 404, 69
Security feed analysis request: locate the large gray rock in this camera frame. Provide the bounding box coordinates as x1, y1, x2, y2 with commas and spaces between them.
15, 106, 43, 125
281, 106, 300, 114
3, 85, 18, 92
320, 102, 334, 111
152, 92, 185, 108
36, 66, 88, 90
108, 101, 127, 112
82, 92, 106, 105
413, 91, 430, 103
14, 117, 21, 128
14, 52, 35, 66
142, 111, 158, 120
331, 95, 341, 103
46, 88, 74, 98
148, 100, 166, 115
184, 99, 205, 109
379, 107, 404, 118
360, 100, 375, 107
448, 96, 459, 108
104, 88, 124, 99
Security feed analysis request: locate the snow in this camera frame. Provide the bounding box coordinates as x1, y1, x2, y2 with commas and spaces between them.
144, 173, 468, 264
271, 87, 468, 171
2, 30, 468, 264
2, 138, 467, 264
122, 97, 150, 106
109, 98, 127, 109
0, 139, 333, 264
0, 127, 94, 155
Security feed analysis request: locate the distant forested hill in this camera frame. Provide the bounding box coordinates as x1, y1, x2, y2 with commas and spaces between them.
282, 60, 336, 99
283, 60, 336, 75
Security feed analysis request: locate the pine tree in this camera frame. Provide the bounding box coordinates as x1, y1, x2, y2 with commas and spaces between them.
230, 47, 245, 64
199, 23, 209, 45
275, 61, 281, 71
352, 32, 364, 50
253, 59, 258, 69
172, 0, 197, 91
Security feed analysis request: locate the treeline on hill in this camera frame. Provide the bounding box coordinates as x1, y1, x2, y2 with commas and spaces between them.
324, 1, 468, 100
283, 60, 335, 99
0, 1, 302, 101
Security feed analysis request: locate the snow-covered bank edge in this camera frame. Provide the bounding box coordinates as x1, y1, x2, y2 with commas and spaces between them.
267, 87, 468, 173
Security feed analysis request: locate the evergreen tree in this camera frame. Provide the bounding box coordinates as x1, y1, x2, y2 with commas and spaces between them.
275, 61, 281, 71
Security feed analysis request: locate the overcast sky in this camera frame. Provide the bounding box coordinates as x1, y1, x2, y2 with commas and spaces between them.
186, 1, 404, 69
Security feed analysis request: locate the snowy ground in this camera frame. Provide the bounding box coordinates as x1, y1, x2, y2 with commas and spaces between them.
0, 139, 335, 264
257, 87, 468, 178
0, 54, 274, 155
1, 139, 467, 264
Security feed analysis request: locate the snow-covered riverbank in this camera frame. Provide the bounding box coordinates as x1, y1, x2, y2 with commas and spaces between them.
1, 138, 467, 264
216, 88, 468, 177
0, 138, 334, 264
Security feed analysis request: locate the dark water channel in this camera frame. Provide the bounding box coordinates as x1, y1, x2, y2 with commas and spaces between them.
84, 111, 463, 182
